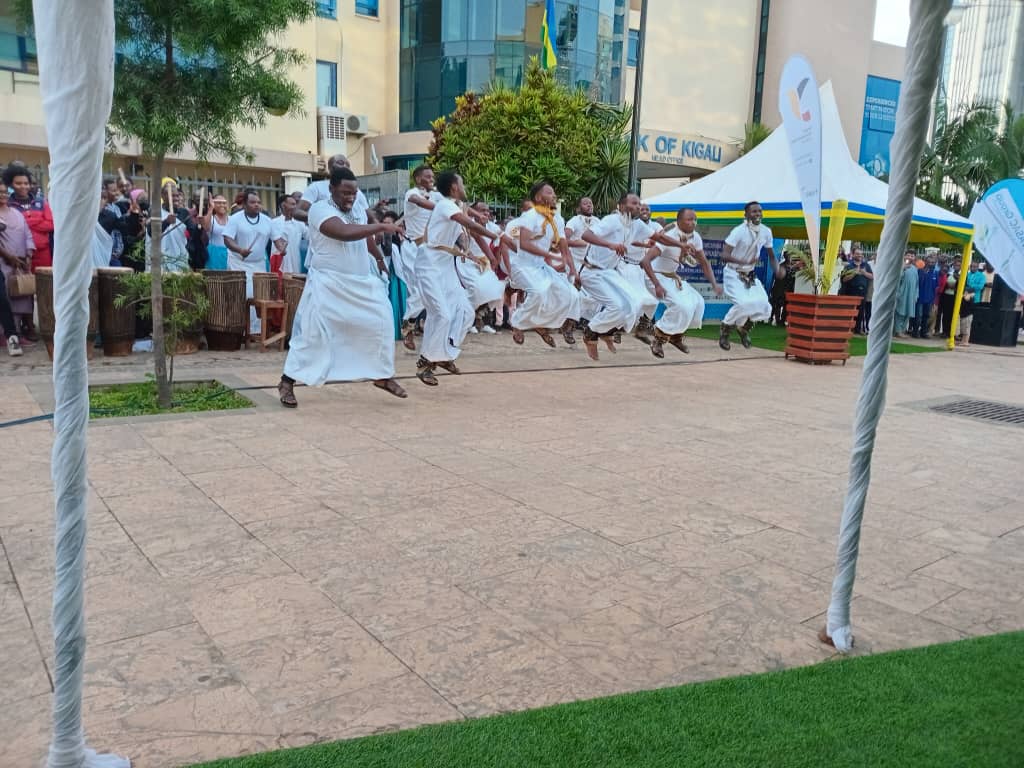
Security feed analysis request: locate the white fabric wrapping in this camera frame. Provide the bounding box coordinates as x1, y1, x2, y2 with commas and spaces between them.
35, 1, 129, 766
649, 275, 705, 334
415, 245, 474, 362
615, 261, 660, 321
509, 253, 580, 330
825, 0, 952, 653
391, 239, 424, 321
721, 265, 771, 325
579, 266, 642, 335
92, 223, 112, 269
456, 258, 506, 309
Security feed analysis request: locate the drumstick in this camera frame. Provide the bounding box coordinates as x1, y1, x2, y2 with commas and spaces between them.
198, 185, 206, 216
166, 185, 174, 215
117, 167, 128, 186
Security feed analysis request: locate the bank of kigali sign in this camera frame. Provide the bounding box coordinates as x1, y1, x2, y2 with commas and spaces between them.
636, 130, 734, 171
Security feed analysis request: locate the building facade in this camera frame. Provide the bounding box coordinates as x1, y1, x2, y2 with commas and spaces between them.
0, 0, 904, 206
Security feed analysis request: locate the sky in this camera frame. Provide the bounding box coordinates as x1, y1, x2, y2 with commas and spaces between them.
873, 0, 911, 46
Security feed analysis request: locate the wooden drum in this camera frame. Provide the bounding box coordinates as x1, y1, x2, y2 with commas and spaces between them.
36, 267, 100, 361
97, 267, 136, 356
202, 270, 248, 351
284, 274, 306, 342
253, 271, 284, 335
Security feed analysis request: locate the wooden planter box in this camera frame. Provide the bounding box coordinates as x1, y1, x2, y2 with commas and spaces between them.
784, 293, 863, 365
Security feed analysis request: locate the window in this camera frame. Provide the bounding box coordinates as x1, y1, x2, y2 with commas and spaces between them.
356, 0, 379, 17
627, 28, 638, 67
316, 60, 337, 107
315, 0, 337, 19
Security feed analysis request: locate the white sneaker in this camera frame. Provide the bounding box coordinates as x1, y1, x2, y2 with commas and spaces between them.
481, 325, 496, 334
468, 326, 479, 334
7, 335, 23, 357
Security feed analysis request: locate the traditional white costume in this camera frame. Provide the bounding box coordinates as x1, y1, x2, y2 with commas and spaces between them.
458, 219, 506, 310
398, 186, 441, 324
272, 215, 308, 274
510, 208, 580, 331
565, 213, 599, 320
283, 199, 394, 385
722, 221, 773, 326
616, 216, 661, 322
223, 209, 274, 334
648, 225, 707, 334
414, 197, 475, 362
580, 212, 646, 335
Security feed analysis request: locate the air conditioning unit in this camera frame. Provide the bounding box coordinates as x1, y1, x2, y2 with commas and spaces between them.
344, 113, 369, 135
317, 106, 347, 157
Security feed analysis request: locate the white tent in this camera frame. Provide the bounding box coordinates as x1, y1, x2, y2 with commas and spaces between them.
646, 82, 973, 246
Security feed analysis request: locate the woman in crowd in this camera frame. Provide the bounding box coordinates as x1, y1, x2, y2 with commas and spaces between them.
201, 195, 231, 269
0, 184, 37, 340
4, 164, 53, 271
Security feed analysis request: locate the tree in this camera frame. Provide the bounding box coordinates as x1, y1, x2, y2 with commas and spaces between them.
427, 58, 632, 213
19, 0, 313, 407
737, 122, 772, 156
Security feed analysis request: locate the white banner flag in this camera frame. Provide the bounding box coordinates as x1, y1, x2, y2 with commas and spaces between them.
778, 55, 823, 272
970, 178, 1024, 296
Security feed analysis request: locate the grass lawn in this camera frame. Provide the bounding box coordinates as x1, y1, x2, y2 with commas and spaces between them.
687, 323, 944, 356
89, 380, 251, 418
194, 631, 1024, 768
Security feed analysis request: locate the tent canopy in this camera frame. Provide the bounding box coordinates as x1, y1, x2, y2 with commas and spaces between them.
646, 82, 973, 246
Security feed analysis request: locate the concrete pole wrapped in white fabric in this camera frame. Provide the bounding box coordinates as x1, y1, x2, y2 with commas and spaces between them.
824, 0, 952, 653
33, 1, 128, 766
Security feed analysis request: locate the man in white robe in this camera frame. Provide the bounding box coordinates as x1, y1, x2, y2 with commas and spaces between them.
398, 165, 442, 348
271, 194, 308, 274
564, 196, 598, 339
617, 201, 662, 342
719, 201, 781, 350
509, 181, 580, 347
223, 189, 274, 335
278, 167, 406, 407
641, 207, 722, 357
459, 201, 506, 334
414, 170, 500, 386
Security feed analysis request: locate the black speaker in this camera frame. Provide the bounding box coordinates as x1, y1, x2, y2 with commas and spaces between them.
989, 274, 1018, 311
970, 306, 1021, 347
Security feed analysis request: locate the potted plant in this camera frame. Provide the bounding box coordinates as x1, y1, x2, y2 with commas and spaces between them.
784, 252, 863, 365
116, 271, 210, 385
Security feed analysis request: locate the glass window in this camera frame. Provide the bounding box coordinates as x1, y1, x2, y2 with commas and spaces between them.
627, 28, 638, 67
576, 8, 598, 53
442, 0, 467, 41
356, 0, 379, 17
496, 0, 526, 39
469, 2, 496, 40
315, 0, 337, 18
316, 60, 337, 107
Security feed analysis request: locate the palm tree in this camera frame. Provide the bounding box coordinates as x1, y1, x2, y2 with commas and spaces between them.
586, 102, 632, 213
972, 101, 1024, 189
738, 122, 772, 156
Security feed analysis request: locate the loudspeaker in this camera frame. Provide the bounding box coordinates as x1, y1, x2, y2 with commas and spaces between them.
970, 306, 1021, 347
989, 274, 1018, 311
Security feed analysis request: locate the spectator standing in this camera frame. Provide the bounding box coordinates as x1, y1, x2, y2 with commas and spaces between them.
913, 255, 940, 338
0, 184, 36, 341
937, 258, 959, 337
957, 281, 977, 347
4, 164, 53, 271
201, 195, 231, 269
965, 261, 986, 307
981, 262, 995, 303
894, 251, 919, 337
840, 245, 873, 334
0, 265, 22, 355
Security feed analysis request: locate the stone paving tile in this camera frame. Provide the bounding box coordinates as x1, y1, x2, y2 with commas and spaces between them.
0, 581, 51, 706
921, 589, 1024, 636
809, 596, 965, 654
602, 560, 739, 628
915, 553, 1024, 602
626, 529, 759, 575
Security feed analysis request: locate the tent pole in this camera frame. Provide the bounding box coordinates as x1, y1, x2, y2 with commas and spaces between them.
946, 238, 972, 350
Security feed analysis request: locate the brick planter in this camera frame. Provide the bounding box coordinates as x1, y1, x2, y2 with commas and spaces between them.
784, 293, 863, 365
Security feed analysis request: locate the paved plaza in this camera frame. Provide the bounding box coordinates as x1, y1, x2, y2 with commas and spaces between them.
2, 333, 1023, 767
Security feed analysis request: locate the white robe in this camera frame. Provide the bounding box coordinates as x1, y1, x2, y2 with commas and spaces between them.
391, 237, 424, 322
722, 222, 773, 326
224, 210, 274, 334
415, 197, 474, 362
580, 212, 645, 334
457, 220, 506, 309
283, 200, 394, 385
510, 209, 580, 330
649, 228, 706, 334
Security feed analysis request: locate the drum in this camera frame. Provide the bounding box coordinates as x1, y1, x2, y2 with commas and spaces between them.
253, 271, 284, 333
202, 270, 248, 351
97, 267, 136, 356
284, 274, 306, 342
36, 267, 100, 360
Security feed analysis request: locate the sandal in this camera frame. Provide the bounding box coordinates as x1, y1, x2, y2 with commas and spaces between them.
669, 335, 690, 354
374, 378, 408, 398
561, 321, 576, 345
278, 379, 298, 408
584, 338, 599, 361
535, 328, 556, 348
416, 356, 438, 386
436, 360, 461, 375
650, 336, 664, 358
402, 329, 416, 351
512, 329, 525, 345
603, 336, 617, 353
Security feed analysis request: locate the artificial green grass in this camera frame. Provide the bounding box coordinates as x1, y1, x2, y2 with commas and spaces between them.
88, 380, 251, 418
194, 631, 1024, 768
687, 322, 944, 356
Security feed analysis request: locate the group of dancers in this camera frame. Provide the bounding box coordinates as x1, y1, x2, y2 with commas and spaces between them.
277, 164, 782, 407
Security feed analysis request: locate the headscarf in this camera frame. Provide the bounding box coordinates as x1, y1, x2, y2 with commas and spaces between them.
130, 188, 144, 203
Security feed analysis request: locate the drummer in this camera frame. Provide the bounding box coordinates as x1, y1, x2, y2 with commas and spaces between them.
223, 188, 274, 334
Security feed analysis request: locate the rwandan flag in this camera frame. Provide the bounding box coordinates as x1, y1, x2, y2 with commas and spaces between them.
541, 0, 558, 69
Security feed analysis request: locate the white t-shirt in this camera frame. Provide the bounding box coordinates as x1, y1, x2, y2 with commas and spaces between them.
303, 180, 368, 218
404, 187, 442, 240
724, 221, 773, 273
624, 218, 660, 264
146, 209, 189, 273
517, 209, 566, 258
272, 215, 308, 274
653, 226, 704, 274
565, 214, 596, 266
424, 197, 462, 250
307, 199, 375, 276
469, 220, 501, 259
208, 214, 229, 248
585, 212, 634, 270
223, 210, 274, 267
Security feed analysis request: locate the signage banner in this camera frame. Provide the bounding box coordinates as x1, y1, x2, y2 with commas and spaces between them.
674, 240, 771, 301
970, 178, 1024, 296
778, 55, 823, 270
636, 130, 736, 172
859, 76, 901, 178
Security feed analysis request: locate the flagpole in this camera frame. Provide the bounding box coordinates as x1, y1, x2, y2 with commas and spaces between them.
627, 0, 649, 195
